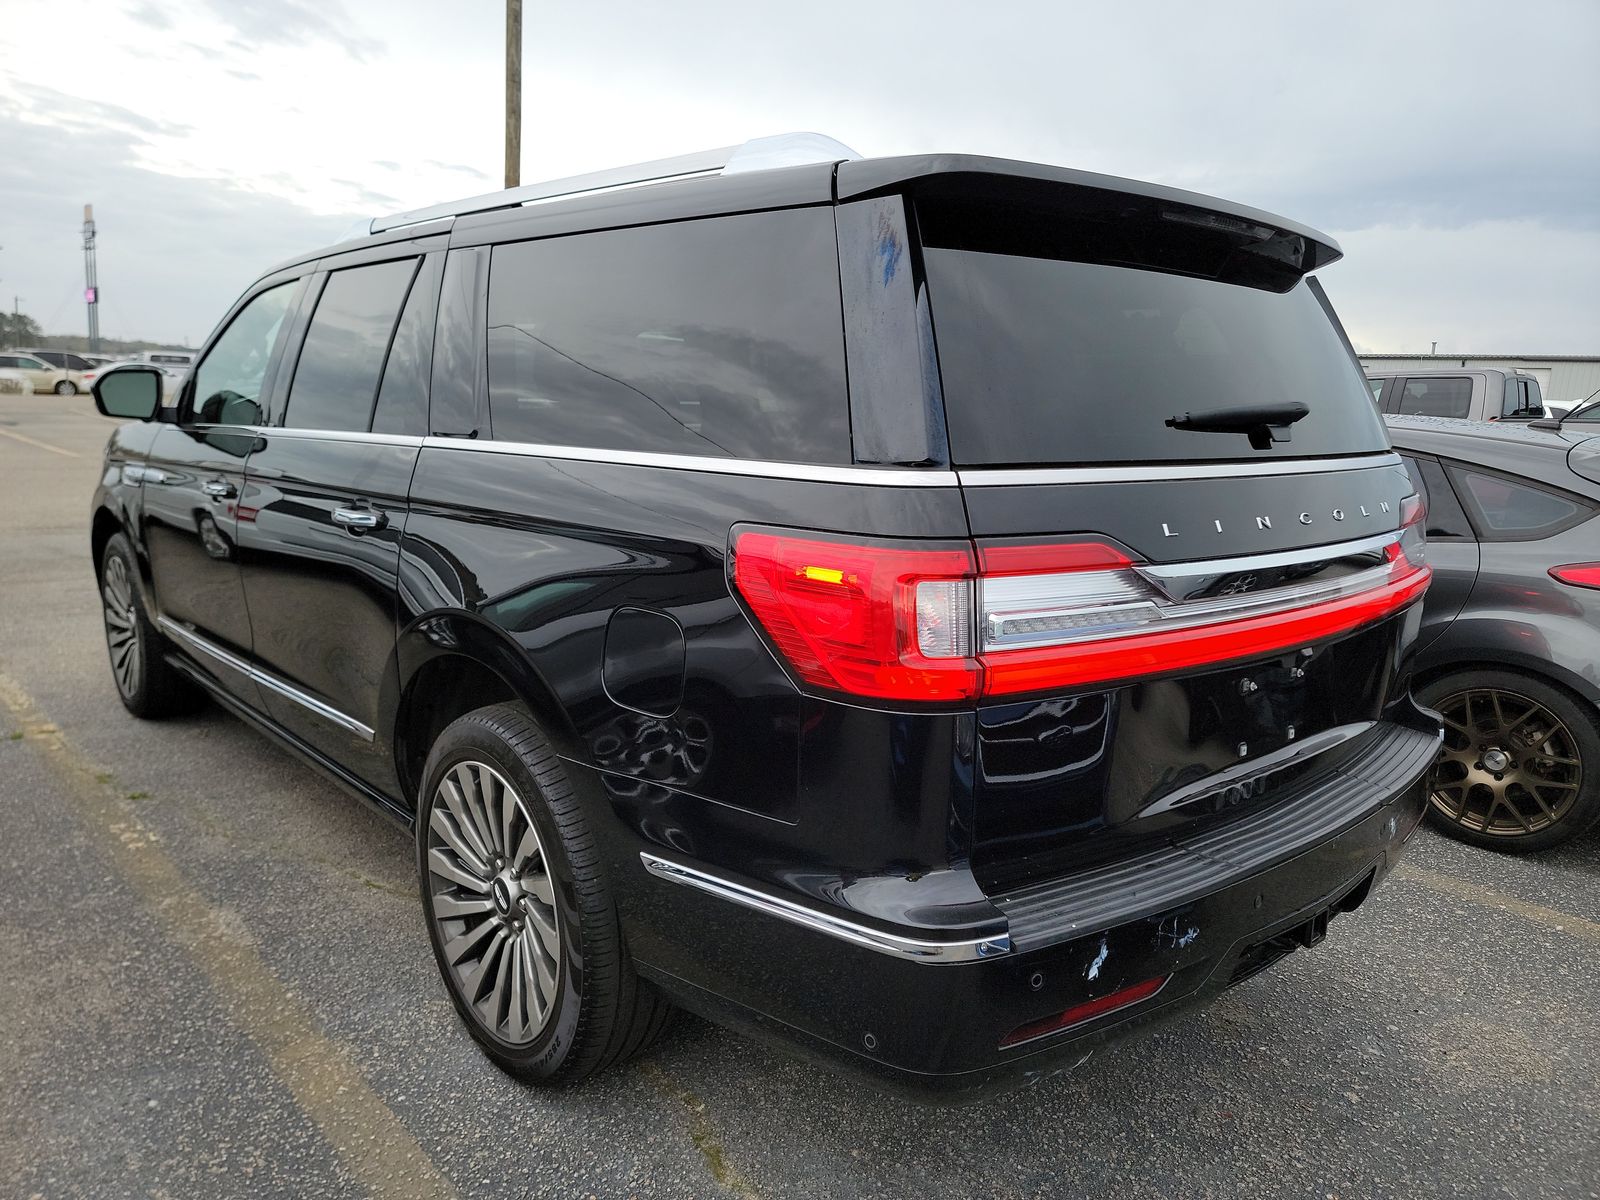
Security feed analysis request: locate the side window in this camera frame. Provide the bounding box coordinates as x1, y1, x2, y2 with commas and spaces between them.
0, 356, 17, 368
1448, 465, 1595, 540
1401, 454, 1474, 539
1523, 378, 1544, 415
1395, 377, 1472, 419
1502, 376, 1521, 417
485, 208, 850, 463
372, 254, 442, 437
1367, 377, 1385, 406
283, 258, 416, 432
190, 281, 298, 425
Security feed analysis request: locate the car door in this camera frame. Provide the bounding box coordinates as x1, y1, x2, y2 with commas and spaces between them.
14, 355, 58, 392
141, 277, 304, 708
235, 249, 441, 797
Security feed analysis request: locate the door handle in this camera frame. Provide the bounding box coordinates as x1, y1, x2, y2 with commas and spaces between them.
332, 507, 388, 532
202, 478, 237, 500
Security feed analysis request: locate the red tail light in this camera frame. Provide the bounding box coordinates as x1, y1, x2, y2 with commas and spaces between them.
1550, 563, 1600, 590
729, 531, 980, 702
731, 511, 1431, 703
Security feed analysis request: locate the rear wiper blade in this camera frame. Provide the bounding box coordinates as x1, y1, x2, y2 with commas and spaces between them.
1166, 402, 1310, 450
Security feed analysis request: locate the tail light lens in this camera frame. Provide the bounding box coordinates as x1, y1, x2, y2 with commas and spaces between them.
731, 504, 1431, 703
999, 974, 1170, 1048
1550, 563, 1600, 590
729, 531, 980, 701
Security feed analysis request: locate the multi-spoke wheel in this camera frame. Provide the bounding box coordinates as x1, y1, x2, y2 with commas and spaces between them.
1419, 670, 1600, 852
102, 553, 142, 700
425, 760, 561, 1045
98, 532, 199, 718
417, 703, 674, 1082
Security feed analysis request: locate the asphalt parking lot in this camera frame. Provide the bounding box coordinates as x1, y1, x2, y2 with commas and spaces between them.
1, 391, 1597, 1200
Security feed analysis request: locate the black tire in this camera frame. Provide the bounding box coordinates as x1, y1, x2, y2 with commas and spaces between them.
54, 379, 78, 395
417, 703, 673, 1083
1418, 668, 1600, 852
98, 532, 202, 718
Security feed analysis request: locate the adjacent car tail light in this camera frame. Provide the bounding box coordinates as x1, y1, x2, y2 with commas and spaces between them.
731, 505, 1431, 703
1549, 563, 1600, 591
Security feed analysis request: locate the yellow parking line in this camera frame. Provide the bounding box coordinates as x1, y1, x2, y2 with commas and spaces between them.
0, 427, 80, 458
1395, 861, 1600, 942
0, 670, 458, 1200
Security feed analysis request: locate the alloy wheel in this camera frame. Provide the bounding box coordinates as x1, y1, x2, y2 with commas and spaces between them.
1428, 688, 1584, 837
425, 760, 561, 1045
101, 555, 141, 699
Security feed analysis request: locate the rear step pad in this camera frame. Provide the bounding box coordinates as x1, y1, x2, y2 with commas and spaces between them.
993, 721, 1441, 951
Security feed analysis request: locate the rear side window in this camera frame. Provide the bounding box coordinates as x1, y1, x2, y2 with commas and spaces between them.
1367, 378, 1386, 405
1400, 454, 1474, 539
486, 209, 849, 463
1448, 465, 1595, 539
372, 254, 441, 437
1395, 377, 1471, 419
285, 258, 416, 431
919, 205, 1389, 465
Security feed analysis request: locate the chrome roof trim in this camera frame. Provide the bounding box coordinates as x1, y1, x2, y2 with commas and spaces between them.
421, 436, 961, 487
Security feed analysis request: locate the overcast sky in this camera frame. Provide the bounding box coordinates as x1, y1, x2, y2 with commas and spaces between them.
1, 0, 1595, 352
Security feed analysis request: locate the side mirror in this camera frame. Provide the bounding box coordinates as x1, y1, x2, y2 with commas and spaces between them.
1527, 417, 1563, 432
93, 366, 164, 421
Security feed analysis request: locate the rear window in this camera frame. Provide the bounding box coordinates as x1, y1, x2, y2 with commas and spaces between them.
486, 208, 849, 463
1395, 377, 1472, 419
921, 215, 1388, 465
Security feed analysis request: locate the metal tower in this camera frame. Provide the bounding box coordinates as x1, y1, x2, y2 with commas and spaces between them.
83, 203, 100, 352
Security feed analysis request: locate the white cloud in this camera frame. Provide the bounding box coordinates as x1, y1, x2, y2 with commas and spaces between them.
1322, 221, 1600, 354
0, 0, 1595, 347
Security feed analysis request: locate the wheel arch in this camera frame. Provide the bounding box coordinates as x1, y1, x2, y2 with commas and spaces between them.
90, 505, 123, 582
390, 611, 582, 807
1413, 652, 1600, 728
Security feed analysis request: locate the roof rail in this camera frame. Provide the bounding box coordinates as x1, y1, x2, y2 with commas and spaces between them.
368, 132, 861, 235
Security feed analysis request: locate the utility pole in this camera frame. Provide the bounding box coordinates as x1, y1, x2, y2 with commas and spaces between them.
505, 0, 521, 189
83, 204, 100, 353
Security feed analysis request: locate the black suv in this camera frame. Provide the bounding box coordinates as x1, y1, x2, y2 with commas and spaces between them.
88, 135, 1440, 1098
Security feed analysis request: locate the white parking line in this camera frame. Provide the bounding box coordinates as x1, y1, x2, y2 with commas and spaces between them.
0, 427, 80, 458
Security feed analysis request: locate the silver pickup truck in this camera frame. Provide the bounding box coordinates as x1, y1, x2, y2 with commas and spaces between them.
1367, 367, 1546, 422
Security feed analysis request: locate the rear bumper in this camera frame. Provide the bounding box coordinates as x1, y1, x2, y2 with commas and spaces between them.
633, 722, 1435, 1100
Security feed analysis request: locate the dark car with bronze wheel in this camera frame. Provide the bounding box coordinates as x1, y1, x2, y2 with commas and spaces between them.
1386, 414, 1600, 851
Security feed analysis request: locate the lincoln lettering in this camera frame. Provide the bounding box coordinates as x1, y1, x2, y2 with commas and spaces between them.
1160, 499, 1392, 539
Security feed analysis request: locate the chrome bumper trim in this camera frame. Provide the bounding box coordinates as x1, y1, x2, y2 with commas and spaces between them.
639, 852, 1012, 964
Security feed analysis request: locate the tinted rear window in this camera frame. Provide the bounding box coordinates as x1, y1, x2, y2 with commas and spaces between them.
1395, 377, 1472, 419
486, 208, 849, 463
923, 242, 1387, 466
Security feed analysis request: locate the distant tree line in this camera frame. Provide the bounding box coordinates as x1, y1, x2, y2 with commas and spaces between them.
0, 308, 193, 354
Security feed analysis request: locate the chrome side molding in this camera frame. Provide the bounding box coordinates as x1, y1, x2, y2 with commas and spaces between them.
639, 852, 1012, 964
156, 617, 375, 742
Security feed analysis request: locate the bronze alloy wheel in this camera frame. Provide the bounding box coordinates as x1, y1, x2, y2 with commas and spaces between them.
1428, 687, 1584, 838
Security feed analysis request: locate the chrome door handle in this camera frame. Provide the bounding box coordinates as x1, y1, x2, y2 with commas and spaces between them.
202, 478, 236, 499
332, 507, 387, 532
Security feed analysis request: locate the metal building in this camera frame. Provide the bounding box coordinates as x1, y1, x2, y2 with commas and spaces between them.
1357, 354, 1600, 409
